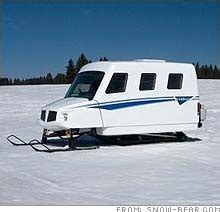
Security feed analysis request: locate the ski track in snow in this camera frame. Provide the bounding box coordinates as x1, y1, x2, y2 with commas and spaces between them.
0, 80, 220, 205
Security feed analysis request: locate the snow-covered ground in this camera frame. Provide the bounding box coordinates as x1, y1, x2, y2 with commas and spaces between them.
0, 80, 220, 205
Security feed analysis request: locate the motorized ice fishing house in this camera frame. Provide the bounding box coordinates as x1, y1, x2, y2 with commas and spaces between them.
38, 59, 206, 142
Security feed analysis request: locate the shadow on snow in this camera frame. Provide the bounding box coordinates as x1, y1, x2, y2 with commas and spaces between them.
45, 134, 201, 148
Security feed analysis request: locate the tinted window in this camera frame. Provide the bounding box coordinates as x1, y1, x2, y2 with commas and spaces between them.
40, 110, 46, 121
106, 73, 128, 94
167, 74, 183, 89
65, 71, 104, 100
139, 73, 156, 90
47, 111, 57, 122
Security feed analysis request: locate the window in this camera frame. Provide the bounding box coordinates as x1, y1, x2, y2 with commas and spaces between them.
167, 74, 183, 89
40, 110, 46, 121
65, 71, 104, 100
139, 73, 156, 90
106, 73, 128, 94
47, 111, 57, 122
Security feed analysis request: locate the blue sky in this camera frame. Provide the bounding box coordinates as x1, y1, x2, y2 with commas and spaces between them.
2, 1, 220, 78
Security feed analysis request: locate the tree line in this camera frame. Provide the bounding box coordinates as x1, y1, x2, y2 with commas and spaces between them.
193, 62, 220, 79
0, 53, 107, 85
0, 53, 219, 86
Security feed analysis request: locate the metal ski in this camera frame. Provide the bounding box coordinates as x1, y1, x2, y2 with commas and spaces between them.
7, 134, 99, 153
28, 139, 70, 153
7, 134, 39, 146
29, 139, 99, 153
7, 131, 187, 153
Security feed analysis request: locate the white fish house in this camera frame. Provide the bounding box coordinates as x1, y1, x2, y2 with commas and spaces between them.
39, 60, 206, 137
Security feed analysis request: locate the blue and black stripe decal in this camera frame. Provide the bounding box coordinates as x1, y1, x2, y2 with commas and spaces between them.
90, 98, 174, 110
84, 95, 196, 110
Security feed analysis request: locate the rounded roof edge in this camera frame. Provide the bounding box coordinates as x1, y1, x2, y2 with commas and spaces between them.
134, 59, 166, 62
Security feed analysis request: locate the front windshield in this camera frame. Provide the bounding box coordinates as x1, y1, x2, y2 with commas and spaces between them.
65, 71, 104, 100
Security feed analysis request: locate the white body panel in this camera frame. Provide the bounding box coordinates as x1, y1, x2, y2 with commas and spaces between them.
38, 60, 203, 136
39, 98, 103, 131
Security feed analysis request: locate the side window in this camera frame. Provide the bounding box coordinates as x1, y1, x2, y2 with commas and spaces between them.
106, 73, 128, 94
167, 74, 183, 89
139, 73, 156, 90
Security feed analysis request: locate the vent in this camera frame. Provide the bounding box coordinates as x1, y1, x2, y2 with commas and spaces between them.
47, 111, 57, 122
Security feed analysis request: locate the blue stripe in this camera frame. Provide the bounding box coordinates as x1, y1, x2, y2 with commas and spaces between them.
83, 96, 173, 108
73, 95, 197, 110
90, 98, 175, 110
97, 96, 173, 106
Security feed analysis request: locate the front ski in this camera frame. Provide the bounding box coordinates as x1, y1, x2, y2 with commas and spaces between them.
7, 134, 99, 153
29, 139, 99, 153
7, 134, 39, 146
28, 139, 71, 153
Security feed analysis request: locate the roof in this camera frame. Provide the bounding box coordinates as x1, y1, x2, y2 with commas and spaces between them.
80, 60, 194, 73
134, 59, 166, 62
